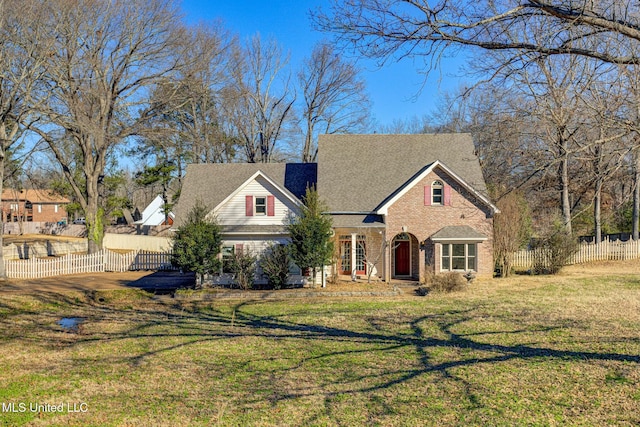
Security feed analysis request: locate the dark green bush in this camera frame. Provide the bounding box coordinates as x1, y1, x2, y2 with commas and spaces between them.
171, 200, 221, 288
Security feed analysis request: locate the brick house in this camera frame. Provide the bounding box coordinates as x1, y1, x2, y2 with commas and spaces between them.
1, 189, 70, 224
174, 134, 498, 282
318, 134, 498, 281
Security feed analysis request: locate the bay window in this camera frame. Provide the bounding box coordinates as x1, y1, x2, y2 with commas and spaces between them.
441, 243, 476, 271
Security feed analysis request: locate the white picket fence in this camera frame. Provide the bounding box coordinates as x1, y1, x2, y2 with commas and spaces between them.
4, 249, 174, 279
512, 238, 640, 269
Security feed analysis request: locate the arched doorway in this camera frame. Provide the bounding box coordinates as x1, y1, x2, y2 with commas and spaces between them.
392, 233, 417, 278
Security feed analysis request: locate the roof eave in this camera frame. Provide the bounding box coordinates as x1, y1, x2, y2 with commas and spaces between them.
431, 237, 489, 242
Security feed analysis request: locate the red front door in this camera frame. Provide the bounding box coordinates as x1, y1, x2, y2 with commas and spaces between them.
395, 241, 410, 276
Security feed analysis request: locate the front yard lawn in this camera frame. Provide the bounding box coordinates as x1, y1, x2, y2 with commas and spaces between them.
0, 261, 639, 426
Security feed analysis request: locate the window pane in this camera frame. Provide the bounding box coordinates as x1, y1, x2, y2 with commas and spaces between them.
355, 238, 366, 272
453, 244, 465, 257
442, 256, 450, 270
432, 181, 443, 205
341, 241, 351, 272
433, 188, 443, 204
442, 244, 449, 256
452, 257, 466, 270
255, 197, 266, 215
467, 244, 476, 256
467, 256, 476, 271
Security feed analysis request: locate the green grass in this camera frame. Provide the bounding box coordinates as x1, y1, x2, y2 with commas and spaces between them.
0, 266, 639, 426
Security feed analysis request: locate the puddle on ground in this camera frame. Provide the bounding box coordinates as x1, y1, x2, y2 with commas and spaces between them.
58, 317, 84, 331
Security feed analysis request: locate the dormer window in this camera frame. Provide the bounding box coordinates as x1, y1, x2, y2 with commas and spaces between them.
432, 181, 444, 205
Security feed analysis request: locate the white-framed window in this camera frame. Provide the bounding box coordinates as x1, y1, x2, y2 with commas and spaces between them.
54, 204, 59, 213
222, 246, 234, 273
37, 204, 42, 213
10, 203, 18, 211
432, 180, 444, 205
246, 195, 274, 217
339, 234, 367, 274
255, 197, 266, 215
441, 243, 477, 271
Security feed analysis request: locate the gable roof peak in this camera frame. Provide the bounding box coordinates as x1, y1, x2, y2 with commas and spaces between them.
173, 162, 317, 228
317, 133, 488, 213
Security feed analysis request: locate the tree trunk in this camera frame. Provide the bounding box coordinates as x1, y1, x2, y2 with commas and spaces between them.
303, 120, 313, 163
0, 148, 6, 278
162, 184, 169, 225
634, 152, 640, 240
503, 253, 512, 278
559, 145, 572, 234
594, 178, 602, 244
85, 174, 103, 254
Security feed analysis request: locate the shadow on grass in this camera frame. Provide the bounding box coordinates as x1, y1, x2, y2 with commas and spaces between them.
0, 291, 638, 415
122, 271, 196, 294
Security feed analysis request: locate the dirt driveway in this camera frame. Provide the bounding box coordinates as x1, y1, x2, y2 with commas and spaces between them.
0, 270, 196, 293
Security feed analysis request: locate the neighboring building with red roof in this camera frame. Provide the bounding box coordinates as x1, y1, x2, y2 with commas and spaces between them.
1, 189, 70, 224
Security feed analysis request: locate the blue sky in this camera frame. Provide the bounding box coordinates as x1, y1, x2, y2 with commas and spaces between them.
180, 0, 470, 128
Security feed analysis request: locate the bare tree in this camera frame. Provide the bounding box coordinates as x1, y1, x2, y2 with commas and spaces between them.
30, 0, 185, 253
298, 43, 370, 162
576, 76, 631, 243
494, 190, 531, 277
357, 229, 388, 284
315, 0, 640, 67
0, 0, 55, 275
142, 23, 238, 169
616, 64, 640, 240
428, 85, 536, 195
474, 53, 599, 234
530, 57, 586, 234
224, 35, 296, 163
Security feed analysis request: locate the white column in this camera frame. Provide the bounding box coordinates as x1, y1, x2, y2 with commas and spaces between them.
351, 232, 357, 279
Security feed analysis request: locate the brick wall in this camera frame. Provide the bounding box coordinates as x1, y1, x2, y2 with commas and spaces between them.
385, 168, 495, 280
33, 203, 68, 223
1, 202, 67, 223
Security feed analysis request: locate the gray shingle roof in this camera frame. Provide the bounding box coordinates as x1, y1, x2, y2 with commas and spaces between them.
330, 214, 385, 228
173, 163, 317, 228
431, 225, 488, 241
317, 133, 487, 213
